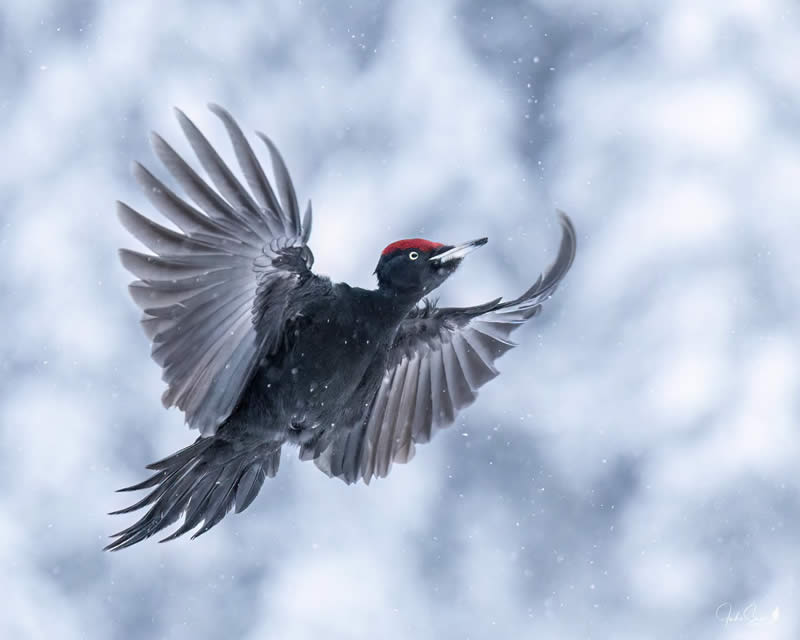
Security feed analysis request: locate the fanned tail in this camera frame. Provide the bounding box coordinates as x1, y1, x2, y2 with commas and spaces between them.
105, 436, 280, 551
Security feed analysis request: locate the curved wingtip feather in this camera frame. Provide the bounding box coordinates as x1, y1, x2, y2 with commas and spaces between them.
549, 210, 577, 286
172, 106, 194, 127
207, 102, 229, 119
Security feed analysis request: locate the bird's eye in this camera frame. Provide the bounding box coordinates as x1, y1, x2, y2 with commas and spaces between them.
409, 251, 419, 260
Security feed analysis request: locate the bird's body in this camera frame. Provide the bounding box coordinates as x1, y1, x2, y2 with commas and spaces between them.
231, 282, 414, 451
107, 105, 576, 550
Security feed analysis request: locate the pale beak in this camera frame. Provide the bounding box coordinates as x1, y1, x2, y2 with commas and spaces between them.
429, 237, 488, 264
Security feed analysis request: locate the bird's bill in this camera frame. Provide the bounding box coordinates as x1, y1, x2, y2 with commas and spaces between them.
429, 237, 488, 264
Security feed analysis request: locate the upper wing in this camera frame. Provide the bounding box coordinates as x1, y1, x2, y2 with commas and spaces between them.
118, 104, 313, 436
315, 213, 576, 484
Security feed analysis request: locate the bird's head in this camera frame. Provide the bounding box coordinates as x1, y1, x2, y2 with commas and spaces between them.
374, 236, 488, 296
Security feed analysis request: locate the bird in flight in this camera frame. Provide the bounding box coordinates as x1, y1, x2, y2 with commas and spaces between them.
107, 104, 576, 550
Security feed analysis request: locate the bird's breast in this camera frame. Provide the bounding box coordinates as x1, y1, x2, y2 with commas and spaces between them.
258, 310, 394, 430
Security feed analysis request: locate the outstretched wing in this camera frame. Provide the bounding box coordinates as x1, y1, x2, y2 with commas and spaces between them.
118, 104, 314, 436
315, 213, 576, 484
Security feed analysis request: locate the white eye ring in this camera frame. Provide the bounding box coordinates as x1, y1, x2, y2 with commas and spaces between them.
409, 251, 420, 260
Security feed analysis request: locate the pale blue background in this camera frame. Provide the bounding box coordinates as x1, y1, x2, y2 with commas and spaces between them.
1, 1, 798, 638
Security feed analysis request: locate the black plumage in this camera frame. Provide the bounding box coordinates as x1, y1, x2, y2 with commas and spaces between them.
106, 105, 576, 550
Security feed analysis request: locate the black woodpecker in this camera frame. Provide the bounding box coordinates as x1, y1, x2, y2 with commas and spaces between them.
106, 105, 576, 550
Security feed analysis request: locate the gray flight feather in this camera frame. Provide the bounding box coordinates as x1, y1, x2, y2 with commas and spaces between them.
117, 106, 315, 436
315, 213, 576, 484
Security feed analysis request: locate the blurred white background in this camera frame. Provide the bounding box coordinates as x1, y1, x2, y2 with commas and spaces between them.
1, 0, 798, 638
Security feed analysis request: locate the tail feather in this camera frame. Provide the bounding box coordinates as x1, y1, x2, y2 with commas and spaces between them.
110, 452, 206, 514
188, 469, 242, 539
105, 437, 280, 551
158, 468, 225, 542
145, 438, 215, 471
234, 463, 267, 514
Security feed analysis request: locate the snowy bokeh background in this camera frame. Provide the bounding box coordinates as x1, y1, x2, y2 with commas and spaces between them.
2, 0, 798, 638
